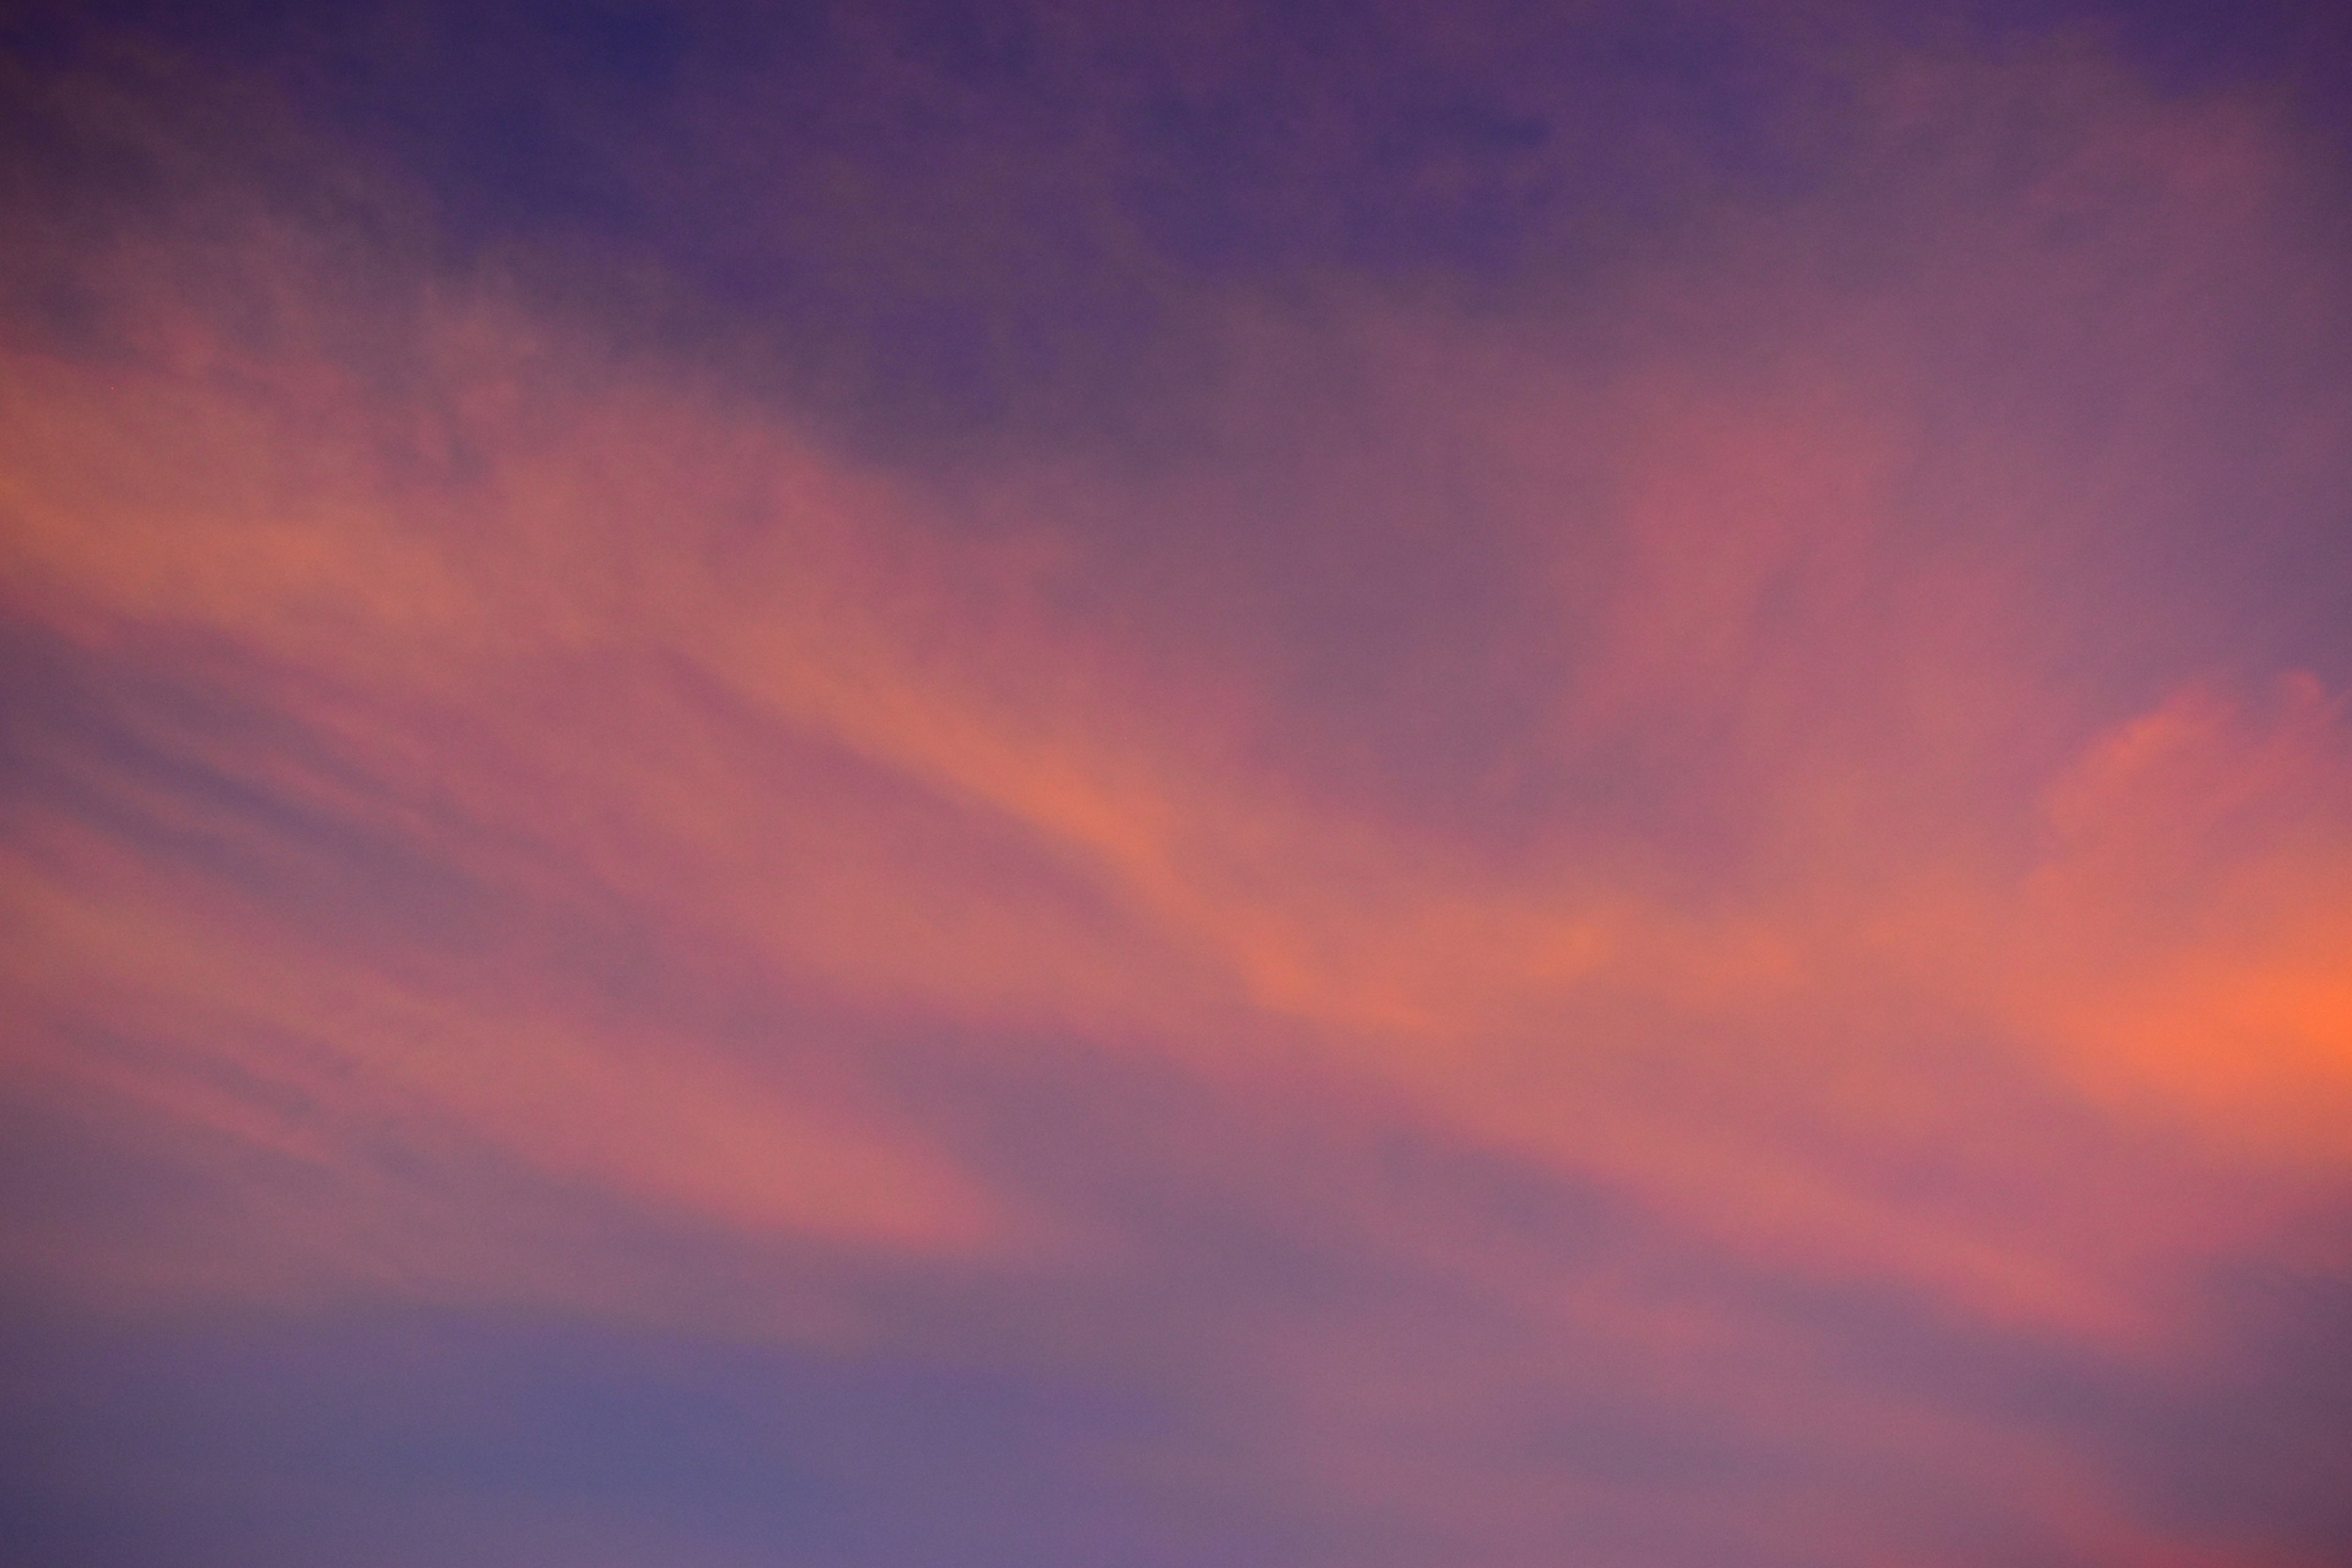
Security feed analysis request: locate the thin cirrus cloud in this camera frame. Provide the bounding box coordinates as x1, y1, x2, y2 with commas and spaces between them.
2, 1, 2350, 1565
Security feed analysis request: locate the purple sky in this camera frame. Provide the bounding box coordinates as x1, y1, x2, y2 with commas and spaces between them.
4, 2, 2351, 1564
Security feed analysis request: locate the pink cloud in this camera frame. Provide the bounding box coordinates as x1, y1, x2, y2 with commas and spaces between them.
3, 19, 2350, 1562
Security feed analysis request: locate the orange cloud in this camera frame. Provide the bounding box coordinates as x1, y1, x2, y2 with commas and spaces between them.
2011, 676, 2352, 1159
4, 27, 2351, 1561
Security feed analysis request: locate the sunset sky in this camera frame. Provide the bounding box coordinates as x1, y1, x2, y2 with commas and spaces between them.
3, 1, 2350, 1564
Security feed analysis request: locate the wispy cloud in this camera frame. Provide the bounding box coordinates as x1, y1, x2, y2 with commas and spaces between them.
4, 4, 2350, 1564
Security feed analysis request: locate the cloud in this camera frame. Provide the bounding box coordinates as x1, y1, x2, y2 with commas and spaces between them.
2011, 676, 2352, 1159
4, 5, 2351, 1564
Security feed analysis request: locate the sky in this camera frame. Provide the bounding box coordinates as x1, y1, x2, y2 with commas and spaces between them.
2, 1, 2350, 1564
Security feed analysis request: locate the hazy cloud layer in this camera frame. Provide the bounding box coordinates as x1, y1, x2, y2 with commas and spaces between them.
5, 2, 2351, 1564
